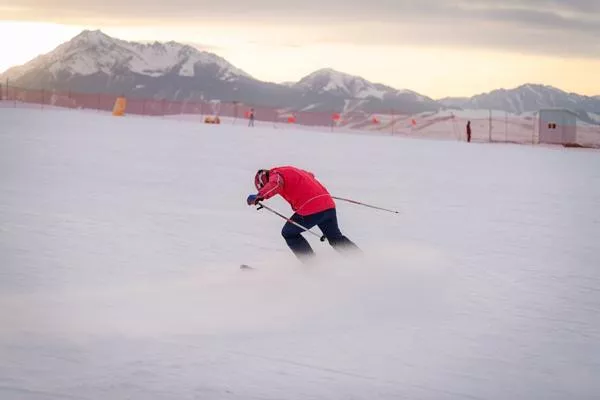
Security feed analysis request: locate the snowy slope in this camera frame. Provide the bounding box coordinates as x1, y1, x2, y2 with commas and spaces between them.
2, 30, 252, 82
292, 68, 439, 113
295, 68, 429, 102
1, 108, 599, 400
439, 84, 600, 114
588, 112, 600, 124
295, 68, 388, 99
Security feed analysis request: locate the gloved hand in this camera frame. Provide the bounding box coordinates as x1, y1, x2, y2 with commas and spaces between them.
247, 194, 262, 206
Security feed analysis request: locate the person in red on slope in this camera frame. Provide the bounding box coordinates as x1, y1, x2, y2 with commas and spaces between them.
247, 166, 359, 262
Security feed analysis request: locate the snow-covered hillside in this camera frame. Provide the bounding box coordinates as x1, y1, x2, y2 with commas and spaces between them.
2, 30, 252, 82
290, 68, 439, 113
4, 29, 596, 118
295, 68, 389, 99
1, 107, 599, 400
295, 68, 429, 102
587, 112, 600, 124
0, 30, 439, 113
439, 84, 600, 114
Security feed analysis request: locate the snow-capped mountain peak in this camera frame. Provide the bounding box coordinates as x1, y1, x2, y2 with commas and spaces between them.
293, 68, 433, 105
72, 29, 112, 45
0, 30, 439, 114
438, 83, 600, 115
294, 68, 392, 100
3, 30, 253, 82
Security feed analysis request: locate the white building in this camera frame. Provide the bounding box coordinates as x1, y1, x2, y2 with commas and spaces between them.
538, 109, 577, 145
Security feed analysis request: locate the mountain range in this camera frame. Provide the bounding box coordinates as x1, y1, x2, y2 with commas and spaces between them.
1, 29, 599, 121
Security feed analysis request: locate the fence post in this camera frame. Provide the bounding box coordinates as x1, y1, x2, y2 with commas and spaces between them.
451, 112, 458, 140
532, 112, 536, 145
488, 109, 492, 142
505, 111, 508, 142
233, 100, 239, 125
331, 110, 337, 133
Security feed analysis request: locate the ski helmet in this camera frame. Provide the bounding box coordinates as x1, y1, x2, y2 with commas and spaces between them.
254, 169, 269, 190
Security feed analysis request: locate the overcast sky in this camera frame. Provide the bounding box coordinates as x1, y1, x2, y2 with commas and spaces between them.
1, 0, 599, 97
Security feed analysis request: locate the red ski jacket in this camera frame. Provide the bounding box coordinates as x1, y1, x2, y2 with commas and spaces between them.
257, 166, 335, 216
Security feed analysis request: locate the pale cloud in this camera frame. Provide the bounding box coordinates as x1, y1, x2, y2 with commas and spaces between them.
1, 0, 599, 58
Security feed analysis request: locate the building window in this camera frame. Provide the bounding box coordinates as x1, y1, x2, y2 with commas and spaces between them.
547, 122, 557, 129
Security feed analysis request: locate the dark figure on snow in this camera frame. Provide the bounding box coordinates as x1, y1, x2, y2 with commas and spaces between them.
466, 120, 472, 142
248, 108, 255, 127
247, 166, 359, 263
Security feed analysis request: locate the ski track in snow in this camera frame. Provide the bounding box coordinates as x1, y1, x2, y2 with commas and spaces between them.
1, 108, 599, 400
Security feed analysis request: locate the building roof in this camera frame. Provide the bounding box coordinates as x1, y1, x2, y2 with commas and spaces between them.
538, 108, 579, 117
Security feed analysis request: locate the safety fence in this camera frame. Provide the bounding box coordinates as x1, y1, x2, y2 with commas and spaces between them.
2, 85, 599, 148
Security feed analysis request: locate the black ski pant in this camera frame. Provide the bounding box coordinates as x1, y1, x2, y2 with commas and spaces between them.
281, 208, 358, 261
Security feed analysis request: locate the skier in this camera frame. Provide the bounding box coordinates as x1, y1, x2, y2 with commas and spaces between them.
248, 108, 255, 127
466, 120, 472, 142
246, 166, 359, 262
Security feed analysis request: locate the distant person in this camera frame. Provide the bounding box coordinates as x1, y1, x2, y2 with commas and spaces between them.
466, 120, 472, 142
246, 166, 359, 263
248, 108, 255, 127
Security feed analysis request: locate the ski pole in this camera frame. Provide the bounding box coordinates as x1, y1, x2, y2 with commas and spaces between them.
256, 202, 327, 242
332, 196, 400, 214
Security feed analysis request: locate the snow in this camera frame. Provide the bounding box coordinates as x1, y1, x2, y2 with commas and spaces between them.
515, 92, 524, 112
354, 86, 385, 100
178, 57, 196, 77
507, 96, 518, 113
321, 70, 347, 92
589, 112, 600, 124
4, 30, 252, 81
299, 69, 387, 100
1, 107, 600, 400
395, 89, 427, 102
525, 83, 542, 98
300, 103, 319, 111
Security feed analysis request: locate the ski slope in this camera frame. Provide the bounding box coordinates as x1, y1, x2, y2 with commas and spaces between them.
1, 107, 599, 400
